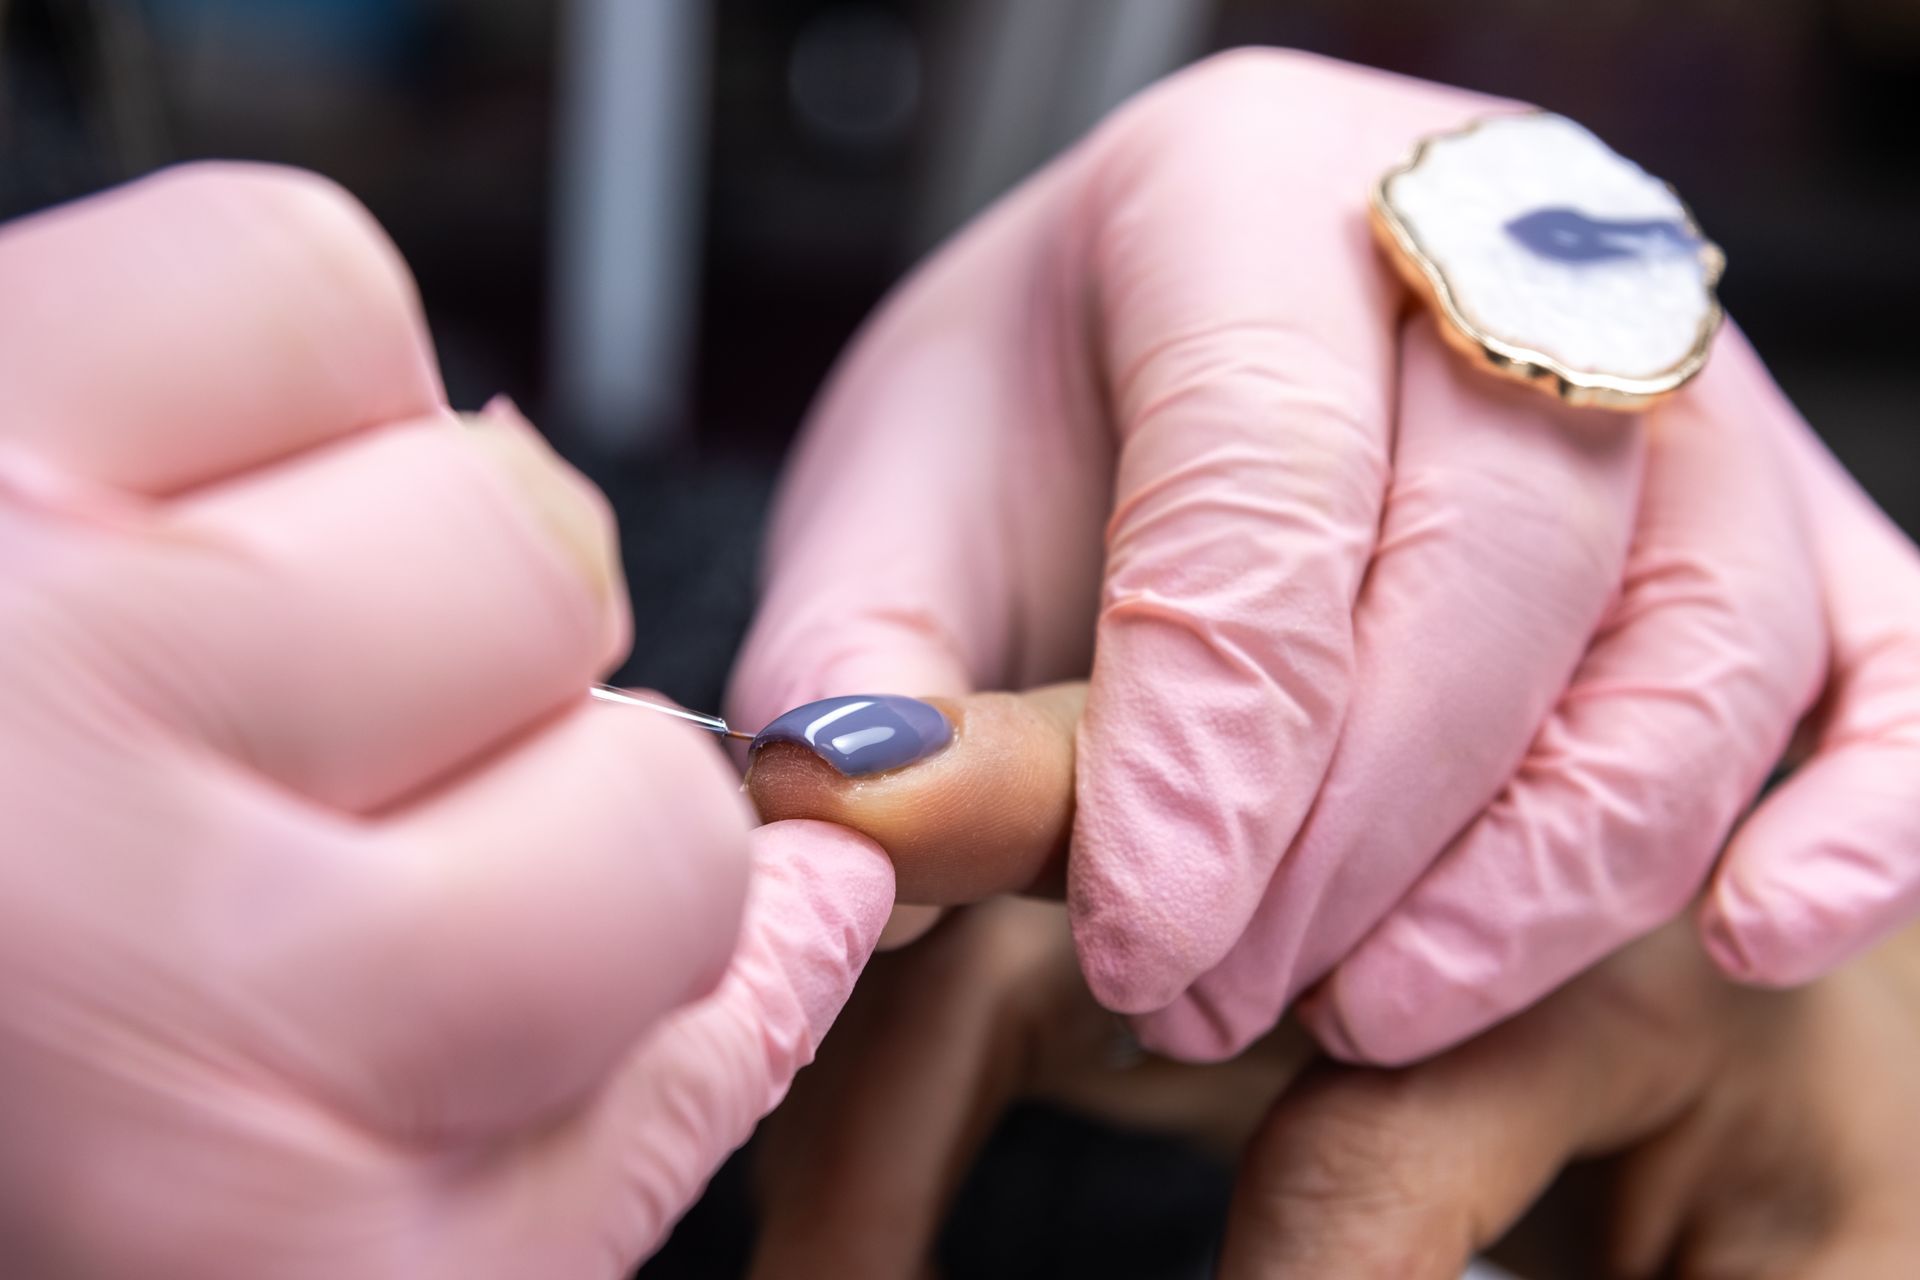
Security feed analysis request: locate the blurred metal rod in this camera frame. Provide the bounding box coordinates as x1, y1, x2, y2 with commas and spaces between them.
916, 0, 1213, 247
588, 685, 753, 740
551, 0, 711, 452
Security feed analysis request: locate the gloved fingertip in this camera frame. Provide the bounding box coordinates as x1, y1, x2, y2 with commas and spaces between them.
1697, 898, 1764, 984
1698, 877, 1836, 989
875, 903, 945, 951
745, 819, 896, 1046
1072, 919, 1193, 1016
573, 823, 895, 1266
1296, 959, 1465, 1068
1127, 992, 1246, 1064
1292, 987, 1369, 1064
1070, 859, 1237, 1015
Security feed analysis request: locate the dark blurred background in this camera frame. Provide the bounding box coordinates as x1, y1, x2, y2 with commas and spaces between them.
4, 2, 1916, 1275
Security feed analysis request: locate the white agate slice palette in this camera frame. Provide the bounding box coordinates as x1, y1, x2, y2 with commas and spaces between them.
1372, 112, 1724, 410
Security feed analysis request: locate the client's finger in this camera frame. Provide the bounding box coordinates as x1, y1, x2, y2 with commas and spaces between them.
1221, 926, 1728, 1280
750, 900, 1082, 1280
749, 897, 1322, 1280
745, 683, 1085, 903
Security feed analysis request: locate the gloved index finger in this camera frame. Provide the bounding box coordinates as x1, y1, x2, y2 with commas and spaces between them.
1135, 315, 1643, 1062
1067, 51, 1497, 1014
0, 163, 443, 496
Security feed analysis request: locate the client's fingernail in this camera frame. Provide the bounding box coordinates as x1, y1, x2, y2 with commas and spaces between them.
750, 695, 953, 777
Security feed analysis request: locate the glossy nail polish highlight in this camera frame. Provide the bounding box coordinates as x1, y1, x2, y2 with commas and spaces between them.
750, 695, 952, 777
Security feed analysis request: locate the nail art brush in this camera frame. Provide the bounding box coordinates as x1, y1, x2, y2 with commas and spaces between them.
589, 685, 756, 741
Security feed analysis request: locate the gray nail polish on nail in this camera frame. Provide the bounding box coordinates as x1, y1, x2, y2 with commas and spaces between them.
750, 695, 953, 777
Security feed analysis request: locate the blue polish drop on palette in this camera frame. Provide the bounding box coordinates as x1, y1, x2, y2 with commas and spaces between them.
1505, 207, 1698, 263
750, 695, 953, 777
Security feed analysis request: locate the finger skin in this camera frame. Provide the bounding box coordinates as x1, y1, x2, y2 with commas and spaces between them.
746, 684, 1084, 903
749, 900, 1072, 1280
1616, 928, 1920, 1279
162, 408, 624, 812
1266, 938, 1920, 1280
1221, 926, 1728, 1280
1703, 399, 1920, 986
1137, 317, 1642, 1060
0, 162, 442, 494
1308, 328, 1827, 1065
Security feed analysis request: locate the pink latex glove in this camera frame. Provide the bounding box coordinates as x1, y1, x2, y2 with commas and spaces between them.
731, 49, 1920, 1064
0, 165, 890, 1277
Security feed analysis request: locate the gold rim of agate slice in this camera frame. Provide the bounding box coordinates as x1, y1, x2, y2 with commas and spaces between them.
1370, 111, 1726, 412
